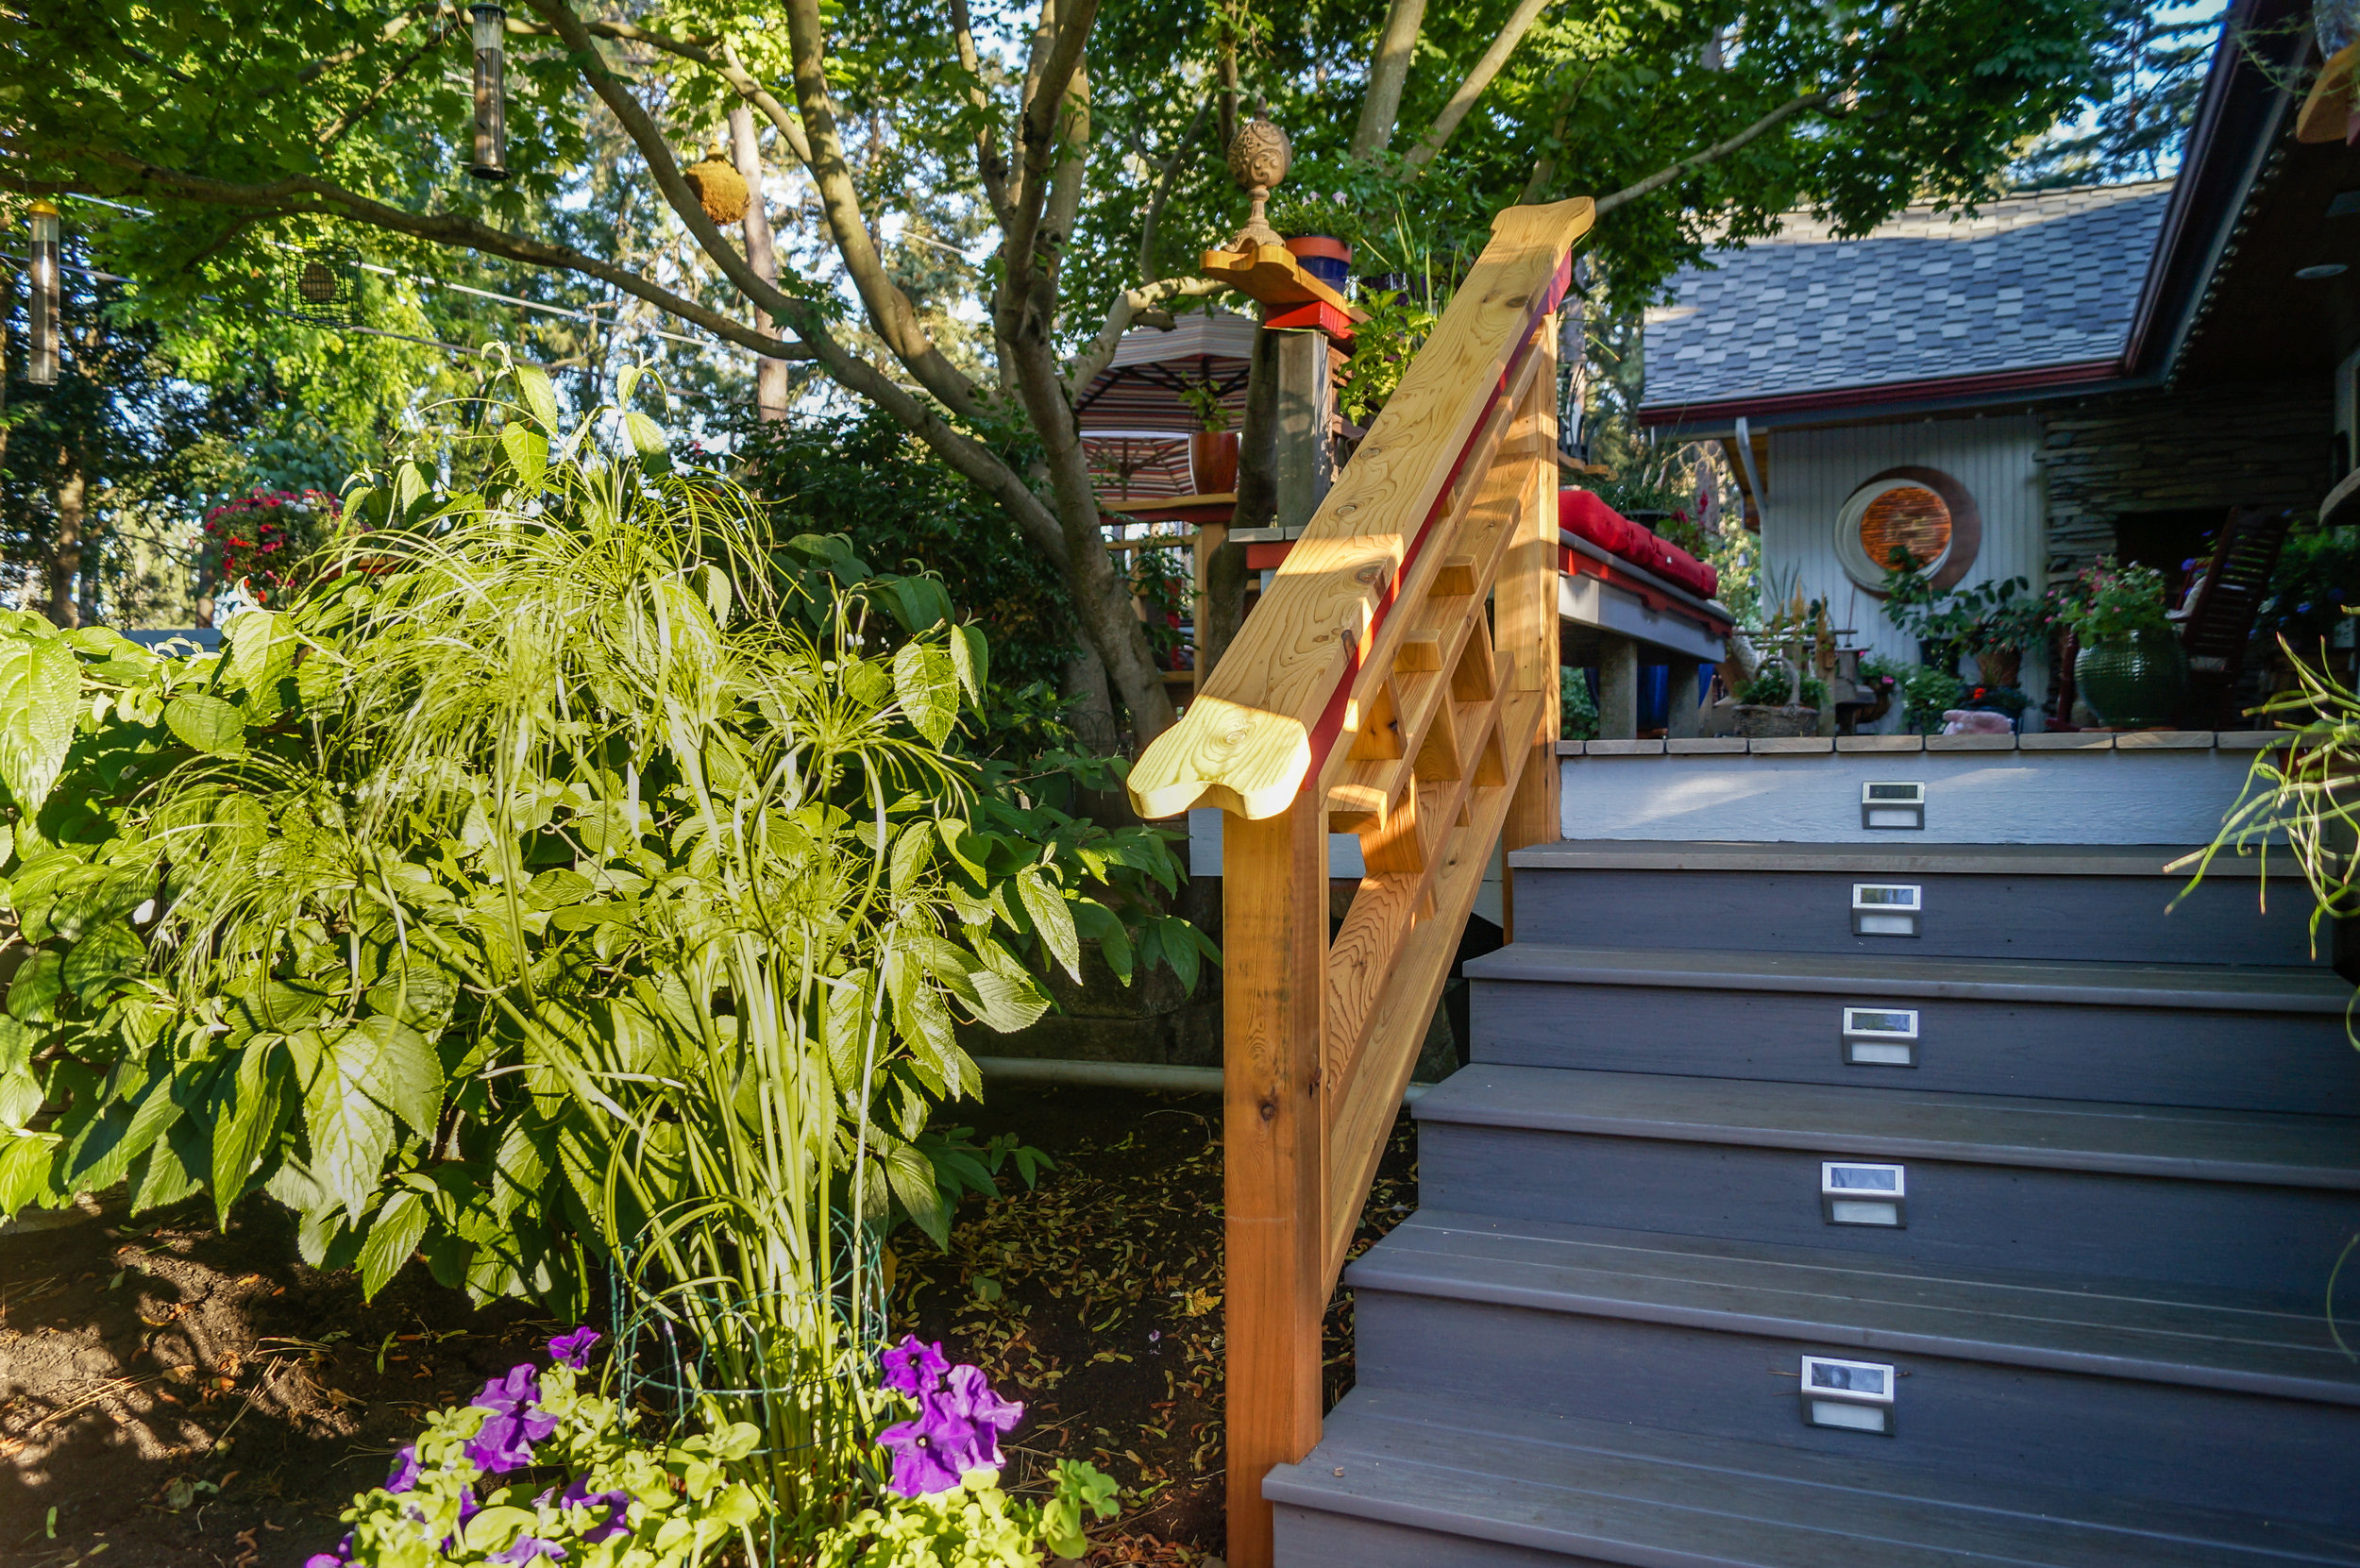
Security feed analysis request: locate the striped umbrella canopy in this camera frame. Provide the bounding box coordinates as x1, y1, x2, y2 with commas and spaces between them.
1078, 309, 1256, 497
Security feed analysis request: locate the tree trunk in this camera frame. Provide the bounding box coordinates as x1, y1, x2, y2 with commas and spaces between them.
729, 106, 793, 422
1061, 641, 1120, 756
1352, 0, 1428, 156
49, 463, 86, 629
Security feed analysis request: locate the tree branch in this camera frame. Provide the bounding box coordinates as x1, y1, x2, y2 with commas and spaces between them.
1592, 91, 1833, 216
49, 148, 814, 362
1402, 0, 1556, 171
769, 0, 990, 422
1000, 0, 1100, 296
1064, 276, 1225, 403
948, 0, 1014, 217
1138, 91, 1211, 278
1352, 0, 1429, 158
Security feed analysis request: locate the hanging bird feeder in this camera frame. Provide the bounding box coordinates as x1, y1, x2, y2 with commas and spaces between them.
683, 144, 750, 225
285, 244, 362, 327
467, 3, 509, 180
25, 198, 59, 386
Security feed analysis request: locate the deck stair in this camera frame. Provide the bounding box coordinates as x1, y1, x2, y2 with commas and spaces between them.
1271, 838, 2360, 1565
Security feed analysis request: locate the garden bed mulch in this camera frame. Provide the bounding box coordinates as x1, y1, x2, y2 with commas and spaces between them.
0, 1085, 1417, 1568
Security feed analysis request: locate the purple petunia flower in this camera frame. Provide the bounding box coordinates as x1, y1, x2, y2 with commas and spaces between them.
489, 1536, 567, 1564
303, 1557, 344, 1568
879, 1361, 1027, 1496
561, 1475, 633, 1543
466, 1364, 559, 1474
880, 1337, 949, 1397
548, 1325, 601, 1370
384, 1443, 420, 1493
879, 1407, 969, 1497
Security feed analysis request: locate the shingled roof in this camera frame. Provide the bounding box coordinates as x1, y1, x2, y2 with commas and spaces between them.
1639, 180, 2173, 419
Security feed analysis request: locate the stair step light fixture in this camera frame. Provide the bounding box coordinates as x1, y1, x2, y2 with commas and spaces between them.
468, 4, 509, 180
27, 198, 60, 385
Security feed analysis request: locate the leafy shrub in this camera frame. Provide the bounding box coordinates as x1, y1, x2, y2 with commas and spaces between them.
1559, 665, 1598, 742
1737, 663, 1827, 710
2258, 520, 2360, 646
2051, 554, 2174, 643
203, 487, 343, 605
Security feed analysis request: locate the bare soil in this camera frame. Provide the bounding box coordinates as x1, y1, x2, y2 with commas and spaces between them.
0, 1086, 1417, 1568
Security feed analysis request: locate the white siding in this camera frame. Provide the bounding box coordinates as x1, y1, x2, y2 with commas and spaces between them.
1761, 416, 2045, 677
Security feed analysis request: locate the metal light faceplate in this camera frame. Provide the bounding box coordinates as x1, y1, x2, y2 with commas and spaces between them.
1851, 883, 1921, 936
1821, 1160, 1907, 1227
1800, 1354, 1897, 1435
1861, 781, 1926, 830
1842, 1005, 1920, 1067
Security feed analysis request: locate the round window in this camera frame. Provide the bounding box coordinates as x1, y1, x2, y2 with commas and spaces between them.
1836, 468, 1980, 593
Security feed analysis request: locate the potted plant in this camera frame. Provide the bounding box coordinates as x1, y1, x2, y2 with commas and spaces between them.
1178, 379, 1238, 495
1268, 190, 1355, 290
1732, 662, 1827, 738
2060, 555, 2185, 728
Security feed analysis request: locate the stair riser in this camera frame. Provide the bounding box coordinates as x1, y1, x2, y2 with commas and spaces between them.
1353, 1290, 2360, 1529
1511, 870, 2319, 967
1420, 1124, 2360, 1306
1276, 1509, 1609, 1568
1471, 980, 2360, 1116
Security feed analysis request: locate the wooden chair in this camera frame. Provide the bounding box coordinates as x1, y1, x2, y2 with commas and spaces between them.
2174, 505, 2296, 729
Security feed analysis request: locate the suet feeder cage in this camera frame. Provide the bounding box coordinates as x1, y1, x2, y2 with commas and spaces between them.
468, 4, 509, 180
25, 199, 59, 386
683, 144, 750, 225
285, 244, 362, 327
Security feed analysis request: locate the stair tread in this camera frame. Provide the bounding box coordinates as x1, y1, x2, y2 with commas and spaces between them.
1273, 1386, 2360, 1566
1505, 839, 2262, 877
1414, 1066, 2360, 1188
1349, 1211, 2360, 1402
1464, 942, 2352, 1013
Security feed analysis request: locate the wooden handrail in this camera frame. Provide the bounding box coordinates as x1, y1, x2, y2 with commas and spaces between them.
1129, 196, 1592, 1568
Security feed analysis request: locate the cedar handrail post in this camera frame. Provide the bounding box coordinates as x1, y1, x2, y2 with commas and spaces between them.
1222, 790, 1329, 1568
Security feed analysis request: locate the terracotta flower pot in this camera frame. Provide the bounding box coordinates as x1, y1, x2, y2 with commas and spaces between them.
1284, 235, 1352, 292
1188, 430, 1239, 496
1974, 647, 2022, 690
2074, 626, 2187, 728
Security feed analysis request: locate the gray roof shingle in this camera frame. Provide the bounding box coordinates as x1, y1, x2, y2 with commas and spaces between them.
1638, 181, 2170, 413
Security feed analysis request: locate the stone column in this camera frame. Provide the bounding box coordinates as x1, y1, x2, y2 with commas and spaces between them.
1666, 662, 1702, 739
1598, 637, 1639, 739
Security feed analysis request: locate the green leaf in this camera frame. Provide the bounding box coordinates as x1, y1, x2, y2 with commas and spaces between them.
1017, 869, 1081, 980
163, 692, 245, 754
358, 1189, 429, 1298
211, 1045, 288, 1223
0, 1136, 53, 1216
352, 1016, 444, 1139
298, 1027, 396, 1221
893, 641, 958, 747
60, 920, 143, 1002
223, 610, 298, 704
515, 365, 562, 431
1071, 899, 1134, 985
882, 1136, 950, 1249
7, 951, 62, 1023
950, 623, 988, 702
0, 631, 78, 812
882, 576, 952, 633
499, 424, 548, 491
622, 411, 668, 461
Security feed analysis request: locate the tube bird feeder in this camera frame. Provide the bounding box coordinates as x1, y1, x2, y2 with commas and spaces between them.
467, 4, 509, 180
26, 199, 59, 386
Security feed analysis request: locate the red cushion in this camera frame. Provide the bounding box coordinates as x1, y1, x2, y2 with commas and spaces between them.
1559, 490, 1719, 599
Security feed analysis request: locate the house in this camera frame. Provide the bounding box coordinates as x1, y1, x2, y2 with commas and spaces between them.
1641, 0, 2356, 723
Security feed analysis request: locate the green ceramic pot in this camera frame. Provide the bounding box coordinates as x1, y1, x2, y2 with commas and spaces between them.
2075, 627, 2187, 729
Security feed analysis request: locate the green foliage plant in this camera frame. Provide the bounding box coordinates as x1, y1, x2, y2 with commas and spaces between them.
1738, 664, 1828, 710
1559, 666, 1600, 742
2260, 519, 2360, 647
2179, 648, 2360, 1034
1877, 549, 2047, 664
2051, 554, 2175, 644
0, 366, 1199, 1543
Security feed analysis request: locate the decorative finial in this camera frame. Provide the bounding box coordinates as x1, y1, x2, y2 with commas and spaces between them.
1225, 117, 1292, 251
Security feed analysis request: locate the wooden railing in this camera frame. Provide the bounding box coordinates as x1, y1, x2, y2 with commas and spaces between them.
1126, 197, 1593, 1568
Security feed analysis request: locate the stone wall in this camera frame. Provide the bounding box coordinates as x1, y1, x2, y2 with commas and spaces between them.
2037, 380, 2330, 581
